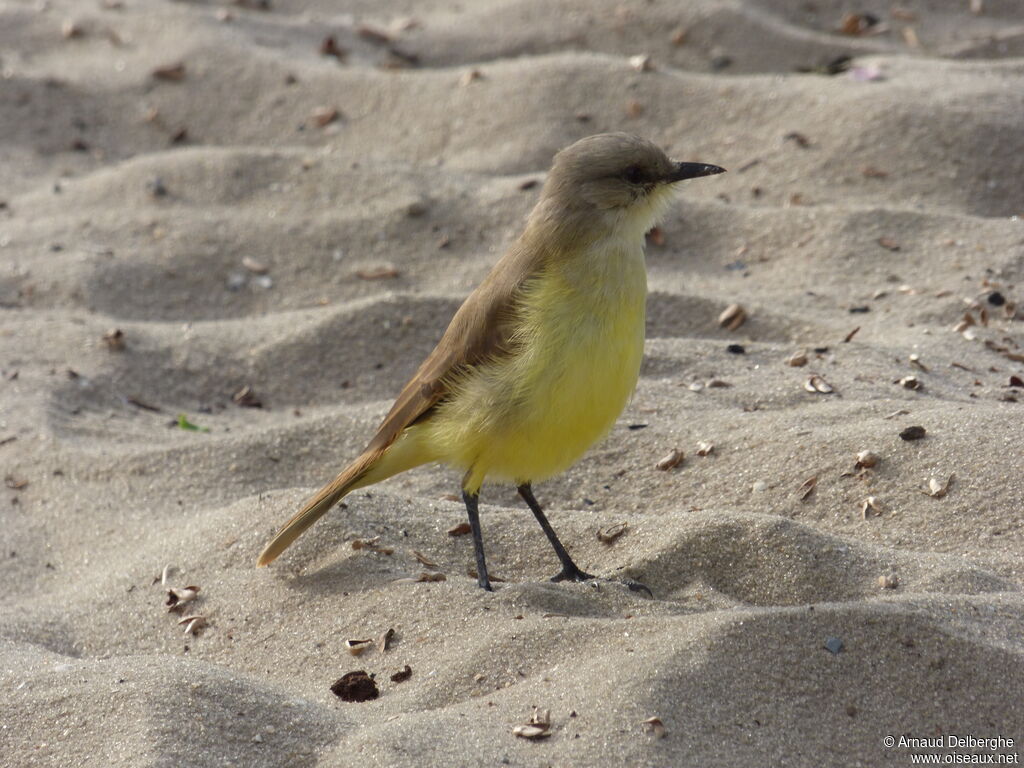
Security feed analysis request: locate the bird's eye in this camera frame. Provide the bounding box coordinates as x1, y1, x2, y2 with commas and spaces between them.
623, 165, 644, 184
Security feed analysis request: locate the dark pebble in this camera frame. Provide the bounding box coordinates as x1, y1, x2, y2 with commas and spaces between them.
899, 425, 927, 441
824, 637, 844, 655
331, 671, 379, 702
726, 344, 746, 354
848, 306, 870, 314
987, 291, 1006, 307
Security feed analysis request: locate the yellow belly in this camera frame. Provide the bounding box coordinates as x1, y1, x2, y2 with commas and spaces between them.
420, 239, 648, 492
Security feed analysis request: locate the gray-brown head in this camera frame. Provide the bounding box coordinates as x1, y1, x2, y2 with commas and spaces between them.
533, 133, 724, 240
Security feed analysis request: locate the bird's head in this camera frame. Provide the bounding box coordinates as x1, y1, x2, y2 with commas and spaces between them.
539, 133, 725, 237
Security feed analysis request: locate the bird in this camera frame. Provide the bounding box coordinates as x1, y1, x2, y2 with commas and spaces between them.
257, 132, 725, 591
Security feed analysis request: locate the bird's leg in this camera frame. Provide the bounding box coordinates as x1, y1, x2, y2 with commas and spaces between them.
517, 484, 595, 583
462, 489, 493, 591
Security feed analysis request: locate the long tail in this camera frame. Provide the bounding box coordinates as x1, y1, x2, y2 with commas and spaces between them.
256, 429, 436, 566
256, 451, 377, 567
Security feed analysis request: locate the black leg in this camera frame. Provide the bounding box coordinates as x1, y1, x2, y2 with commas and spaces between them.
462, 490, 493, 591
517, 484, 595, 583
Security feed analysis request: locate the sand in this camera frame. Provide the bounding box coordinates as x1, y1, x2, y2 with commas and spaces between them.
2, 0, 1023, 765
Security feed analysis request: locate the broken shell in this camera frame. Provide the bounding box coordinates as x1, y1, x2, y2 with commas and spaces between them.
178, 615, 207, 635
898, 375, 922, 390
804, 374, 834, 394
786, 350, 808, 367
641, 716, 667, 738
799, 476, 817, 501
629, 54, 654, 72
512, 725, 550, 740
241, 256, 269, 274
695, 441, 715, 456
718, 303, 747, 331
924, 474, 954, 498
345, 639, 373, 656
855, 450, 880, 469
655, 449, 684, 471
530, 708, 552, 728
909, 354, 929, 371
378, 627, 395, 651
165, 586, 199, 611
597, 522, 627, 543
861, 496, 883, 518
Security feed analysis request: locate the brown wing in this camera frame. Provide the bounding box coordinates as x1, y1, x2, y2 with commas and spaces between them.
364, 240, 543, 453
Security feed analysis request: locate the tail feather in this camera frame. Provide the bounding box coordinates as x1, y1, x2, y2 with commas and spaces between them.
256, 426, 438, 567
256, 451, 377, 567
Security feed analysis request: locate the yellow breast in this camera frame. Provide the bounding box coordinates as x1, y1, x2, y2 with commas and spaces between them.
426, 233, 648, 492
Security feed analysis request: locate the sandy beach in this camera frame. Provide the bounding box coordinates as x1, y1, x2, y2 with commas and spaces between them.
2, 0, 1023, 765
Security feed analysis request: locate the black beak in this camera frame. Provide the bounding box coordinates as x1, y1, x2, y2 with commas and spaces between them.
666, 162, 727, 182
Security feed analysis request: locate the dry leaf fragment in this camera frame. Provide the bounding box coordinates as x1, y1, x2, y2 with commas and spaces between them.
320, 36, 347, 61
647, 226, 665, 246
165, 586, 200, 611
411, 550, 438, 568
787, 350, 808, 367
718, 303, 747, 331
390, 665, 412, 683
861, 496, 883, 518
178, 615, 207, 635
641, 716, 667, 738
459, 68, 483, 86
878, 237, 901, 251
1009, 375, 1024, 388
62, 19, 85, 38
393, 572, 446, 584
862, 165, 889, 178
597, 522, 627, 544
345, 639, 373, 656
656, 449, 684, 471
151, 62, 186, 82
356, 23, 392, 45
799, 476, 817, 501
625, 99, 644, 118
670, 26, 687, 45
351, 537, 394, 555
448, 522, 471, 536
843, 326, 861, 343
695, 441, 715, 456
101, 328, 125, 350
4, 475, 28, 490
837, 12, 885, 35
909, 354, 929, 372
784, 131, 811, 148
232, 385, 262, 408
855, 450, 880, 469
355, 265, 400, 280
804, 374, 834, 394
923, 474, 953, 498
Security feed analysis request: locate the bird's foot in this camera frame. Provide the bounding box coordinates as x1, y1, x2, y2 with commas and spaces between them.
550, 568, 653, 598
550, 565, 596, 583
